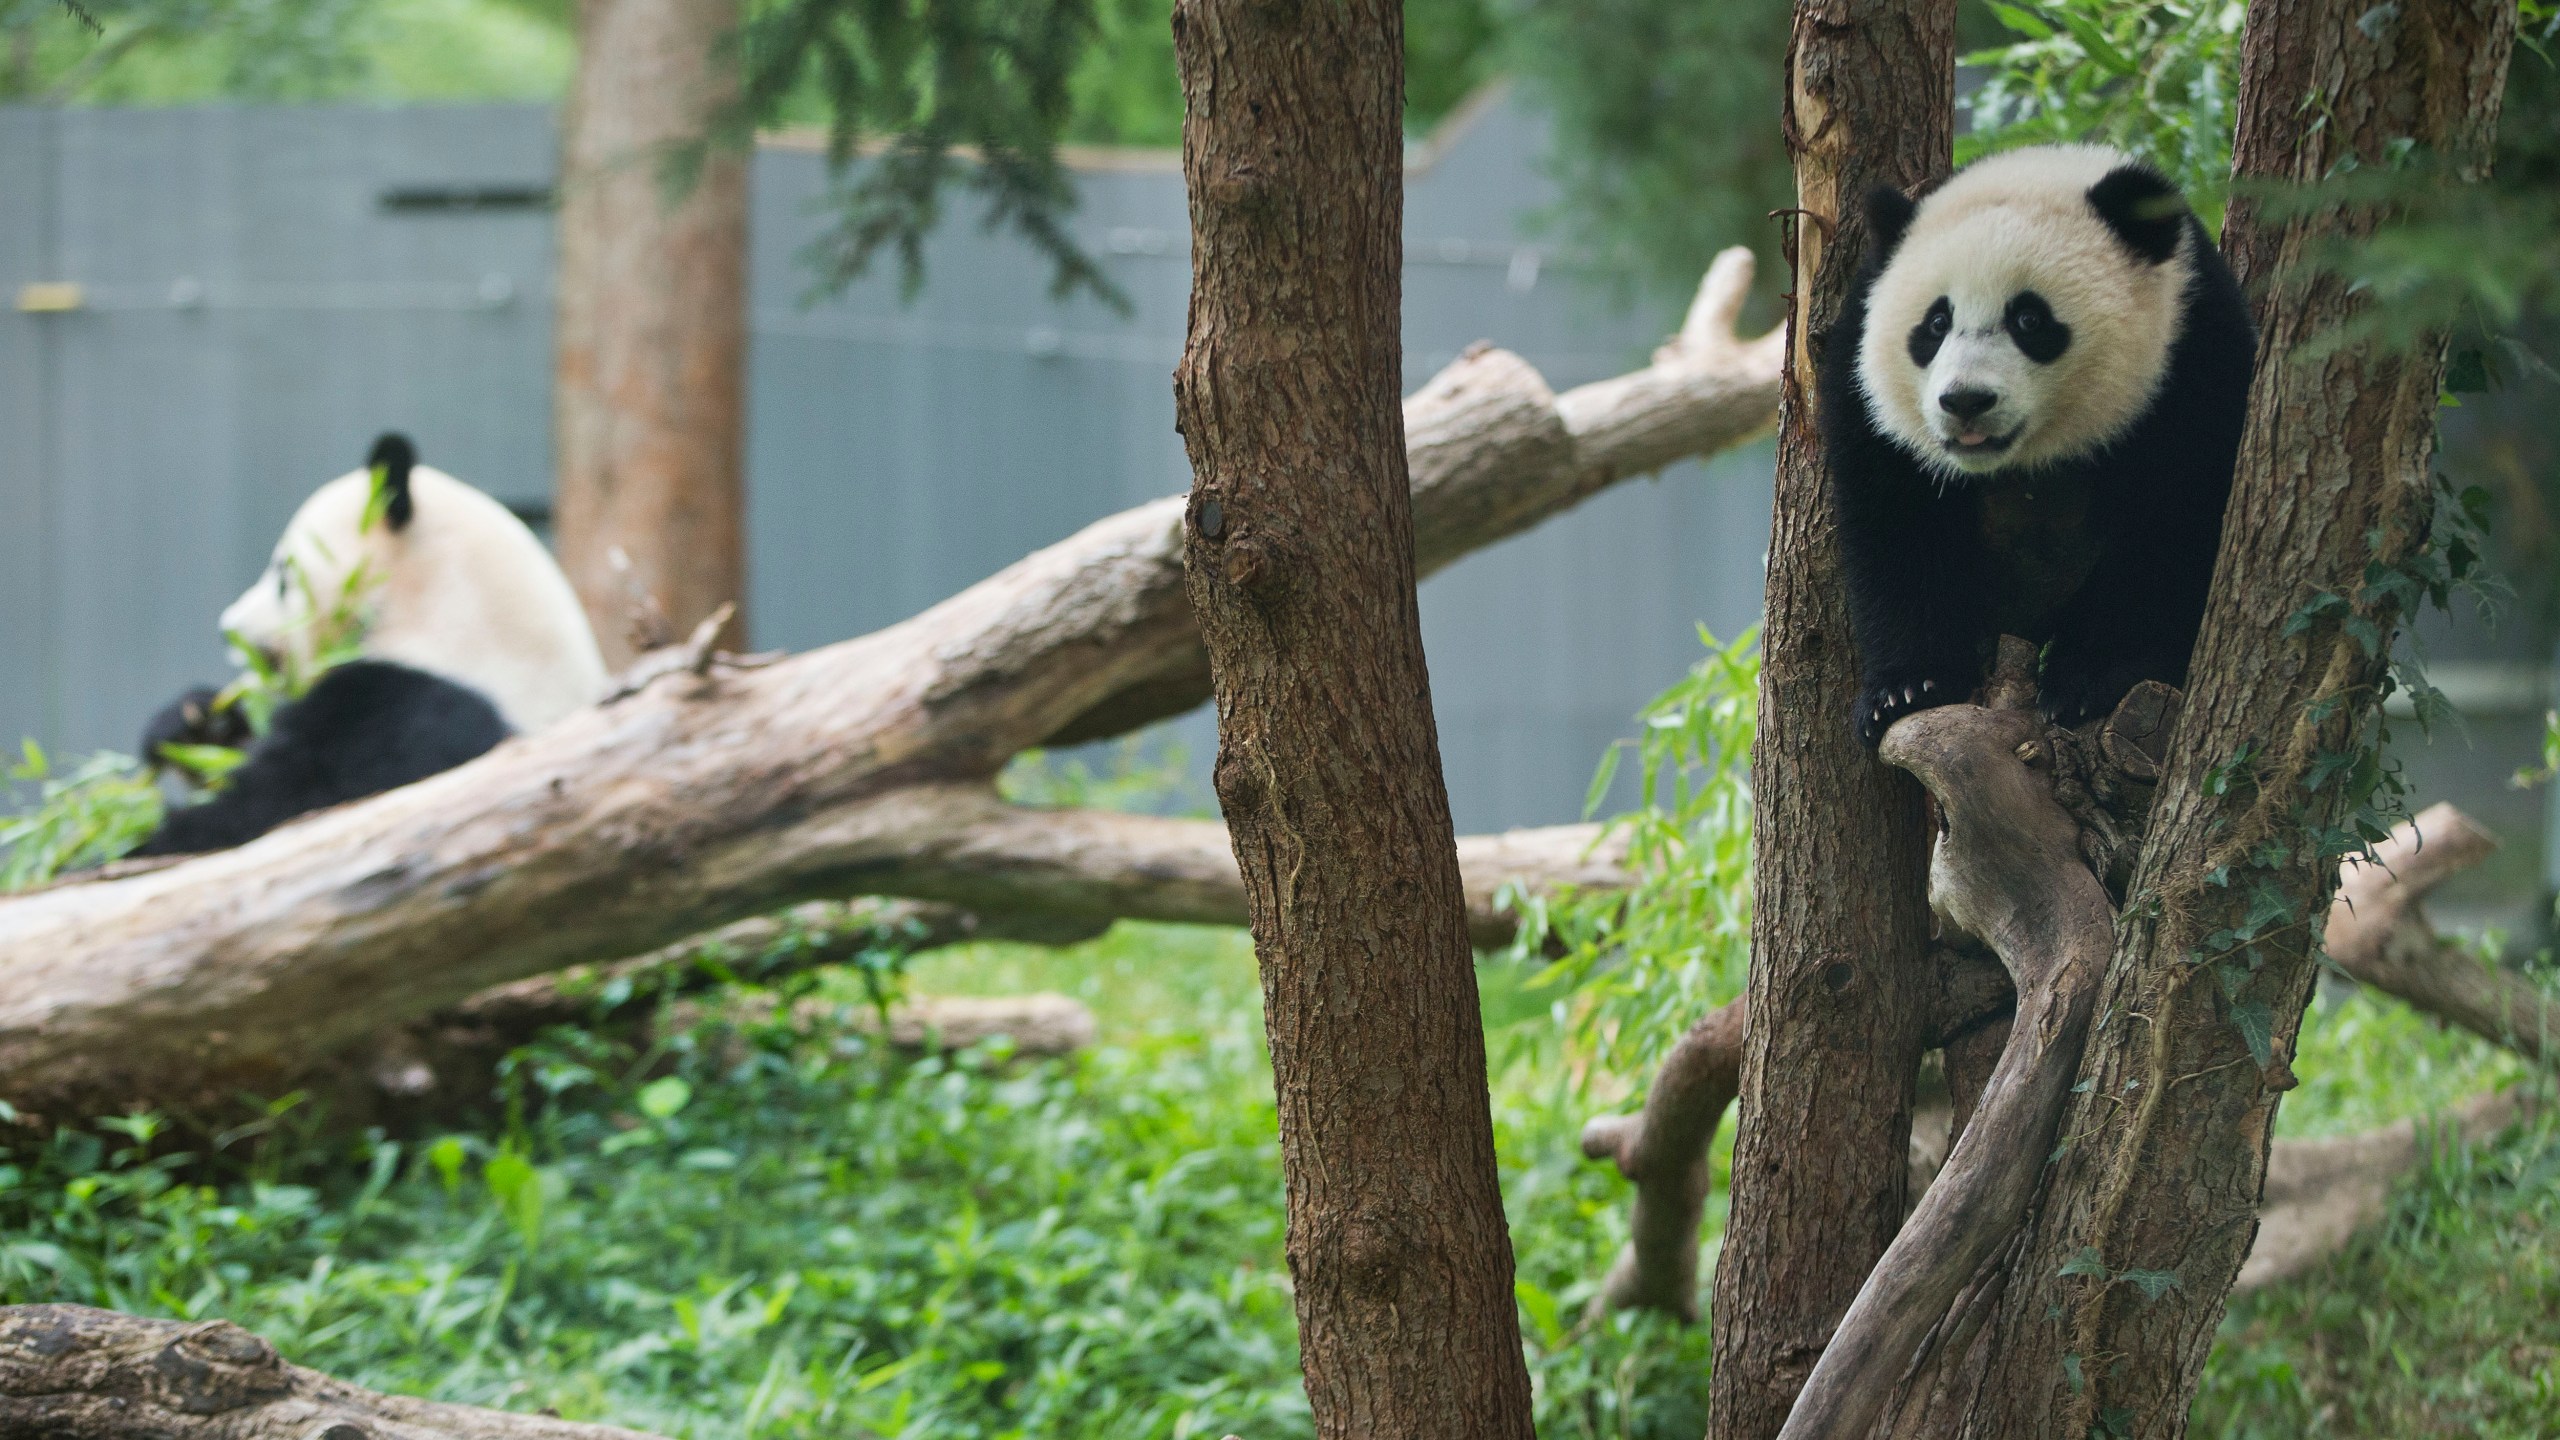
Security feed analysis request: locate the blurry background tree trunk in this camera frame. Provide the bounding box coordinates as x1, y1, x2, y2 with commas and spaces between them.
553, 0, 749, 666
1706, 3, 1954, 1436
1171, 0, 1538, 1434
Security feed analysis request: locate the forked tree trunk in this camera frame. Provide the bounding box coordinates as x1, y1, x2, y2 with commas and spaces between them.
1930, 1, 2519, 1433
554, 0, 750, 664
1170, 1, 1536, 1435
1707, 3, 1955, 1436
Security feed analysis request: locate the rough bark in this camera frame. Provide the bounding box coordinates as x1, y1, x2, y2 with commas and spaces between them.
0, 269, 1770, 1121
1169, 1, 1536, 1434
554, 0, 750, 664
0, 1305, 660, 1440
1708, 3, 1955, 1435
1949, 4, 2519, 1433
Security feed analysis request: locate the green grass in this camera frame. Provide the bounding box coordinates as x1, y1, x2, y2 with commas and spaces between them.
0, 917, 2545, 1437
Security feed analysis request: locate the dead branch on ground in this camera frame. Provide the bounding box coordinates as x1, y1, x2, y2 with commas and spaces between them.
0, 1305, 662, 1440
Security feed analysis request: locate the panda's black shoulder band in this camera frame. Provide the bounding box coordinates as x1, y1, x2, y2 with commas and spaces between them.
2087, 164, 2186, 266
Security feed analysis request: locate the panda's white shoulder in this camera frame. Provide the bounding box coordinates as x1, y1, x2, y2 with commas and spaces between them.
364, 467, 610, 733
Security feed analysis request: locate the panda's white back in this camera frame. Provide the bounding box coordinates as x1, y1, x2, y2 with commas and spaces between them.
221, 465, 609, 733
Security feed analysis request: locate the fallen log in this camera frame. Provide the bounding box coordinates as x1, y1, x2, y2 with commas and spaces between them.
0, 255, 1768, 1119
2324, 801, 2557, 1061
2239, 1085, 2533, 1292
0, 1305, 660, 1440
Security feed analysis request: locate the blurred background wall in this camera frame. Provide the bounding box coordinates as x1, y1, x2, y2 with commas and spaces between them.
0, 91, 2546, 933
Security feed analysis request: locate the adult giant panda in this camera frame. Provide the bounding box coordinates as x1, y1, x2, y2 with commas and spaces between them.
133, 434, 609, 855
1825, 144, 2255, 747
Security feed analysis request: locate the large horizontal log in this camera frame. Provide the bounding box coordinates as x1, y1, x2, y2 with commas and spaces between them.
0, 254, 1768, 1117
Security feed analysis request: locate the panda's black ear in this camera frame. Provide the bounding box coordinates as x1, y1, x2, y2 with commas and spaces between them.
2087, 164, 2186, 265
1861, 184, 1918, 264
366, 432, 417, 532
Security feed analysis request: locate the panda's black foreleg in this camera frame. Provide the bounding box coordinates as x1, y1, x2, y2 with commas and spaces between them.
1835, 489, 1989, 748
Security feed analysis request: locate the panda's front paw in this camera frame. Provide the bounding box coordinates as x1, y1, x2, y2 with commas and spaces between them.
1854, 671, 1965, 748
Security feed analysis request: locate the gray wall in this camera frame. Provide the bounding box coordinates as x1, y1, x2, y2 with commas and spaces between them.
0, 96, 1770, 833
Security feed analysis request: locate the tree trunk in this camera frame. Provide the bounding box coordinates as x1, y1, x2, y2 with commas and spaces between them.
1943, 2, 2518, 1432
1170, 2, 1536, 1435
554, 0, 750, 665
1708, 3, 1954, 1436
0, 275, 1776, 1124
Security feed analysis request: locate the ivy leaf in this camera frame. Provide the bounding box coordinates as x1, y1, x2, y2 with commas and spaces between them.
2062, 1352, 2086, 1394
2243, 879, 2295, 933
2230, 998, 2275, 1068
2121, 1268, 2181, 1302
2284, 590, 2347, 638
2059, 1247, 2110, 1280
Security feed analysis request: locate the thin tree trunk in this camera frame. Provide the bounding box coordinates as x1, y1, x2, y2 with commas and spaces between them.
1170, 1, 1536, 1434
1946, 2, 2518, 1432
1708, 3, 1955, 1435
554, 0, 750, 665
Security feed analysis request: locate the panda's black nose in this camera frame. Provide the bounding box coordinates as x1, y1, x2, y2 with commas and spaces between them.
1939, 387, 1999, 420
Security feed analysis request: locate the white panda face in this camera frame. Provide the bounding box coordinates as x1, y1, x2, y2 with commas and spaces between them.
1855, 145, 2193, 480
219, 475, 386, 680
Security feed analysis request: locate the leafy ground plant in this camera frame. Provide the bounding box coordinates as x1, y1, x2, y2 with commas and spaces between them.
0, 742, 161, 890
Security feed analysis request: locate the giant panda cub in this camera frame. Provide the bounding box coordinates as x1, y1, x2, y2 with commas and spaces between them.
133, 434, 609, 855
1826, 144, 2255, 747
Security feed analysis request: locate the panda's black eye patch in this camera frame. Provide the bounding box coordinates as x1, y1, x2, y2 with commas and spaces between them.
1907, 297, 1953, 367
2004, 291, 2071, 363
